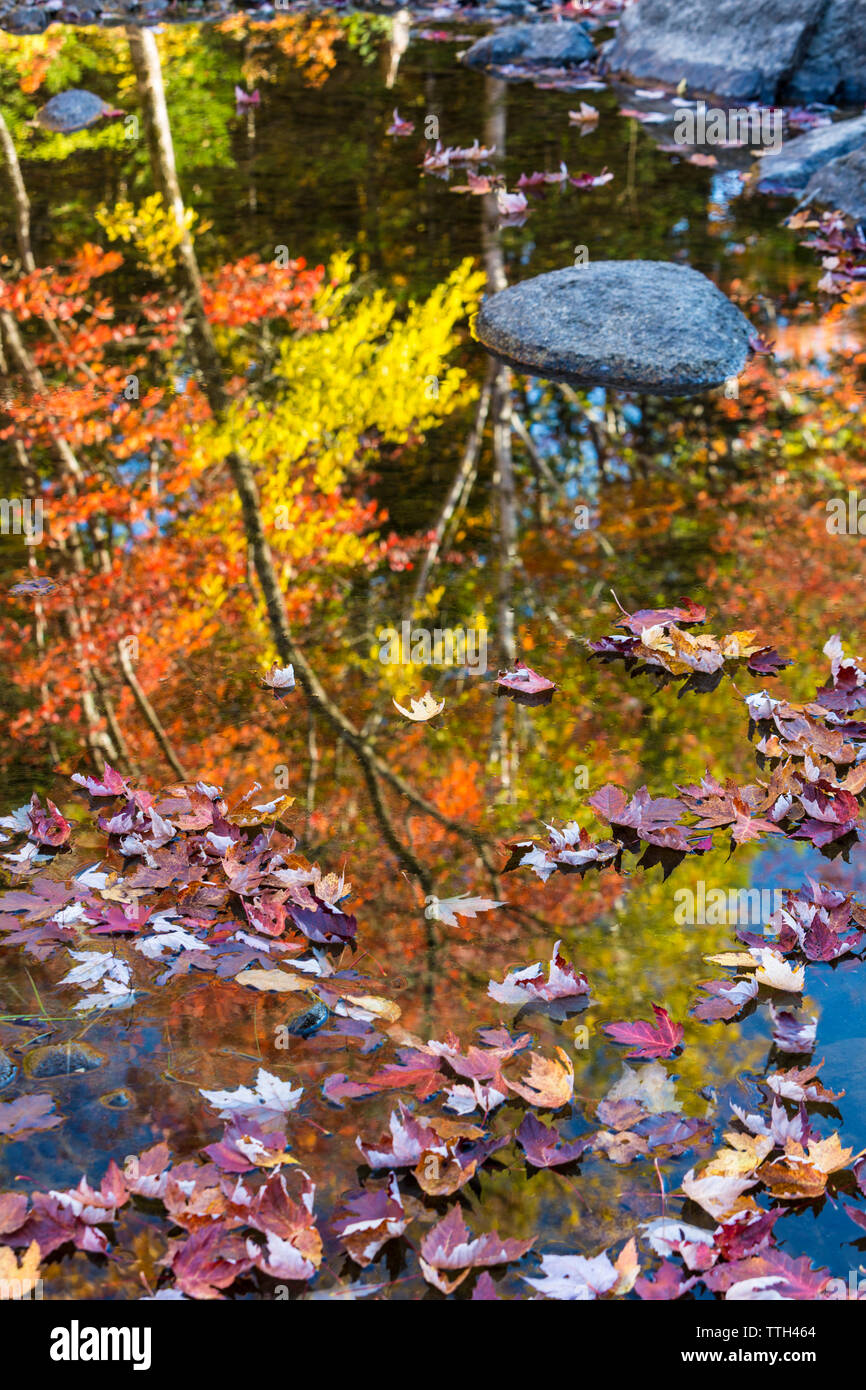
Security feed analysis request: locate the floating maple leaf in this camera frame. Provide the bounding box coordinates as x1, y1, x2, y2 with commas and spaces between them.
524, 1240, 638, 1300
71, 762, 129, 797
612, 593, 707, 633
225, 784, 295, 827
387, 108, 414, 136
0, 1093, 62, 1139
518, 162, 570, 190
355, 1102, 444, 1169
503, 821, 619, 882
692, 976, 758, 1022
488, 940, 588, 1006
764, 1062, 842, 1104
392, 691, 444, 722
635, 1261, 697, 1300
204, 1119, 295, 1174
27, 794, 70, 848
331, 1174, 407, 1267
496, 660, 556, 703
424, 892, 504, 927
451, 170, 498, 195
419, 1205, 534, 1294
420, 139, 453, 171
748, 331, 776, 356
496, 189, 529, 219
602, 1060, 682, 1118
501, 1046, 574, 1109
199, 1068, 303, 1121
59, 949, 134, 1012
166, 1224, 253, 1299
444, 1078, 507, 1115
0, 1240, 40, 1290
568, 102, 598, 123
603, 1004, 683, 1059
769, 1006, 816, 1053
750, 949, 805, 993
588, 785, 703, 858
234, 86, 260, 108
569, 166, 614, 188
516, 1113, 590, 1168
681, 1168, 757, 1220
425, 1028, 531, 1083
262, 662, 295, 698
287, 900, 356, 944
620, 107, 670, 124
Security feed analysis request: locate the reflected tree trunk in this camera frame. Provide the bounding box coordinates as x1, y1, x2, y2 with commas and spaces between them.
384, 8, 411, 89
125, 26, 498, 889
0, 109, 34, 272
411, 361, 493, 609
481, 78, 518, 793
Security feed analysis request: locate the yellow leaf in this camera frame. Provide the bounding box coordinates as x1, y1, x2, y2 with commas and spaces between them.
0, 1241, 40, 1294
803, 1134, 857, 1175
613, 1237, 640, 1295
704, 952, 756, 968
707, 1133, 773, 1176
236, 969, 309, 993
392, 691, 445, 722
340, 993, 402, 1023
503, 1046, 574, 1109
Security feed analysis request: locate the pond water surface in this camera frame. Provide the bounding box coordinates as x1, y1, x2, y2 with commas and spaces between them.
0, 12, 865, 1300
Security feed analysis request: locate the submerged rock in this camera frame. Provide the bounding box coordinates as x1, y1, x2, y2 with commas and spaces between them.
605, 0, 866, 105
475, 261, 753, 396
24, 1042, 105, 1078
804, 145, 866, 222
285, 999, 330, 1039
757, 115, 866, 193
0, 1047, 15, 1089
100, 1088, 133, 1109
462, 20, 595, 72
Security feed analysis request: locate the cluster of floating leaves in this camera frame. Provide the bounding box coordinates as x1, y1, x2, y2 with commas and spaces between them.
2, 613, 866, 1296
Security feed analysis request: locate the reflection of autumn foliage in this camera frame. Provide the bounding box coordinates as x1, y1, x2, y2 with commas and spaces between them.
220, 13, 343, 90
1, 231, 481, 792
0, 26, 65, 94
202, 254, 326, 331
1, 244, 328, 761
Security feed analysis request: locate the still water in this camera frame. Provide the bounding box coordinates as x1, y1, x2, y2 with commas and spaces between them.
0, 13, 864, 1298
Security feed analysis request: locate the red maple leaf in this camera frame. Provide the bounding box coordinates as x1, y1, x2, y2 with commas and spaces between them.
603, 1004, 684, 1058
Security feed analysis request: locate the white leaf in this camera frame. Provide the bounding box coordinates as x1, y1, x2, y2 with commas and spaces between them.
681, 1168, 756, 1219
424, 893, 504, 927
524, 1252, 618, 1300
200, 1067, 303, 1120
751, 948, 805, 992
393, 691, 445, 722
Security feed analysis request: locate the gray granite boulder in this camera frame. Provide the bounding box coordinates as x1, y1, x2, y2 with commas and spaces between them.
605, 0, 866, 105
757, 114, 866, 193
475, 261, 754, 396
1, 5, 47, 32
462, 20, 595, 71
787, 0, 866, 105
804, 145, 866, 221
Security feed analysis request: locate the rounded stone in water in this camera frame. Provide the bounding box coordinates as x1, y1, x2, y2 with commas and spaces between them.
475, 261, 755, 396
35, 89, 112, 134
24, 1042, 105, 1078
